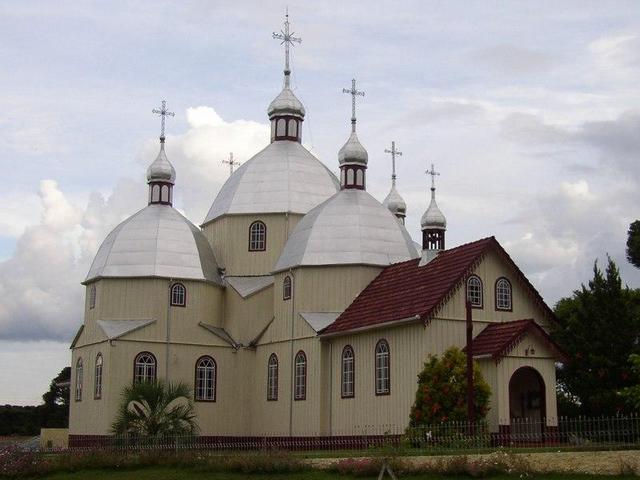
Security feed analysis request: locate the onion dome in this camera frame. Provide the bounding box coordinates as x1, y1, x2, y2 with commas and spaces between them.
267, 79, 305, 120
274, 189, 419, 272
421, 187, 447, 230
146, 142, 175, 184
85, 205, 222, 285
203, 141, 339, 224
338, 131, 368, 166
383, 186, 407, 220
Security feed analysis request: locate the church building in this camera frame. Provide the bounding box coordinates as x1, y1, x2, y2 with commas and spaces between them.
69, 15, 564, 441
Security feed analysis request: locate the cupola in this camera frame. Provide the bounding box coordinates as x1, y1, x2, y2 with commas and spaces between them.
382, 141, 407, 223
268, 12, 305, 143
147, 100, 176, 206
420, 164, 446, 266
339, 79, 367, 190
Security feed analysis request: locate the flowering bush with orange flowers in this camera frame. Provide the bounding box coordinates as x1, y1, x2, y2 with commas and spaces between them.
409, 346, 491, 428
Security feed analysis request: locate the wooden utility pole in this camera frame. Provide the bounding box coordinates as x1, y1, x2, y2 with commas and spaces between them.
466, 299, 475, 429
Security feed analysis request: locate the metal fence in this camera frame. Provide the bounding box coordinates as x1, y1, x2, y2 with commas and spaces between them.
64, 414, 640, 454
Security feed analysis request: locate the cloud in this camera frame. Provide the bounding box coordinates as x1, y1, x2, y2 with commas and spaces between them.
0, 107, 270, 342
474, 45, 558, 75
589, 34, 640, 82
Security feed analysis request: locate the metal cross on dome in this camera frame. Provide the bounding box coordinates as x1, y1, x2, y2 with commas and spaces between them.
384, 141, 403, 187
343, 78, 365, 132
426, 163, 440, 189
152, 100, 175, 142
272, 8, 301, 77
222, 152, 241, 177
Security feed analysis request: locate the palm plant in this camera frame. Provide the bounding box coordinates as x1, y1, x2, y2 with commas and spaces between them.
112, 380, 199, 438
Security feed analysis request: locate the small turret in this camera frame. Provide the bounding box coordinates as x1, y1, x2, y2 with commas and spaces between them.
148, 100, 176, 206
339, 78, 367, 190
419, 164, 446, 266
382, 141, 407, 223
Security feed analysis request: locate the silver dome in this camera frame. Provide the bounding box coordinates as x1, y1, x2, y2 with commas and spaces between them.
267, 86, 305, 119
274, 189, 419, 272
338, 131, 368, 166
146, 143, 176, 184
382, 186, 407, 217
421, 188, 446, 230
86, 204, 222, 285
203, 141, 339, 224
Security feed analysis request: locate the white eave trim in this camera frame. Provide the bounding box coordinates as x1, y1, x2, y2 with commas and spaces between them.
319, 314, 421, 339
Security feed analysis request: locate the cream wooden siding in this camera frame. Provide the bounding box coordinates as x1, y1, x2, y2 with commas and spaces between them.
265, 266, 381, 344
70, 340, 249, 435
202, 213, 302, 276
435, 249, 551, 328
76, 278, 223, 347
223, 283, 273, 345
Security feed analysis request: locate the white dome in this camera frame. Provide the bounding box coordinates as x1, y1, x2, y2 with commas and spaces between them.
86, 204, 222, 285
274, 189, 419, 272
421, 189, 446, 230
146, 144, 175, 184
203, 141, 339, 224
267, 86, 305, 119
383, 186, 407, 217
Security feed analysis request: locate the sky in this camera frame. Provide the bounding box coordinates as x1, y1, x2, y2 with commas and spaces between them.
1, 0, 640, 405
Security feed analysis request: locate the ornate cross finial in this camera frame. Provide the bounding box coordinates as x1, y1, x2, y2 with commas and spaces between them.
343, 78, 365, 132
384, 141, 403, 187
426, 163, 440, 190
222, 152, 241, 177
273, 8, 301, 86
152, 100, 175, 143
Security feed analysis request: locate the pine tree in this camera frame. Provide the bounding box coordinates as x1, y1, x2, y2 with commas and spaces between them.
552, 257, 640, 415
627, 220, 640, 268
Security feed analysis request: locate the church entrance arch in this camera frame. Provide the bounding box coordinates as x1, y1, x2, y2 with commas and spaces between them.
508, 366, 545, 440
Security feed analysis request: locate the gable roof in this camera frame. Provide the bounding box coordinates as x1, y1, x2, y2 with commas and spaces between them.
97, 319, 155, 340
464, 318, 566, 362
320, 236, 556, 336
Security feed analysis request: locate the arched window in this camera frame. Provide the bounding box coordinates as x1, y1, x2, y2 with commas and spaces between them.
267, 353, 278, 401
341, 345, 355, 398
283, 276, 292, 300
152, 184, 160, 203
495, 277, 512, 311
161, 185, 169, 203
288, 119, 298, 138
276, 118, 286, 137
346, 168, 354, 185
94, 354, 103, 399
249, 221, 266, 251
195, 356, 216, 401
294, 351, 307, 400
134, 352, 157, 383
75, 357, 83, 401
467, 275, 483, 308
375, 340, 390, 395
171, 283, 186, 307
89, 284, 96, 310
356, 169, 363, 187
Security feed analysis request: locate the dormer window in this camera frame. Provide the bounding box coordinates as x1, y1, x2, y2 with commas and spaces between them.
467, 275, 483, 308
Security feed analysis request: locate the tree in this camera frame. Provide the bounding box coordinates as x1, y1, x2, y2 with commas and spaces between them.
552, 257, 640, 415
409, 347, 491, 426
41, 367, 70, 428
627, 221, 640, 268
619, 354, 640, 410
112, 381, 198, 437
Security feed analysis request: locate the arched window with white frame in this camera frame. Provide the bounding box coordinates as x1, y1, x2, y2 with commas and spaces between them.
495, 277, 512, 311
341, 345, 355, 398
75, 357, 83, 401
267, 353, 278, 401
294, 350, 307, 400
134, 352, 157, 383
94, 354, 103, 399
249, 221, 266, 251
195, 356, 216, 401
375, 340, 390, 395
467, 275, 483, 308
170, 283, 186, 307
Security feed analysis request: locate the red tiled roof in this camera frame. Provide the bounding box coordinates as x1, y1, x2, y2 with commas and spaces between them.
464, 318, 565, 361
320, 236, 556, 336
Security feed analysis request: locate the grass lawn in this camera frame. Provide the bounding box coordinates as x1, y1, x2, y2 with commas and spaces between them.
38, 468, 640, 480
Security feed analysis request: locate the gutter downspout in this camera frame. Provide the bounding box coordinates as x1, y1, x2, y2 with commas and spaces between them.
166, 278, 174, 380
288, 267, 295, 437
